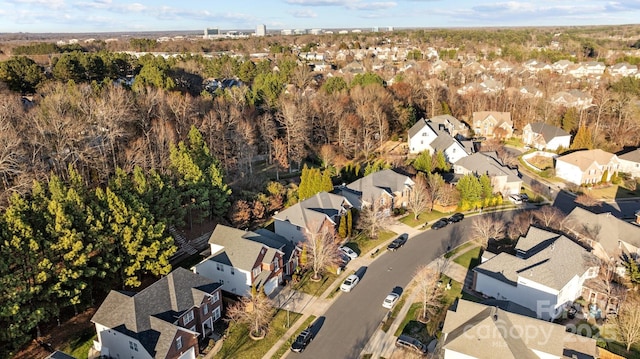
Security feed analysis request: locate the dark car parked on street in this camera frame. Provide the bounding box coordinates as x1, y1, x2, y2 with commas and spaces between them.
291, 328, 314, 353
447, 212, 464, 223
387, 234, 408, 251
431, 218, 449, 230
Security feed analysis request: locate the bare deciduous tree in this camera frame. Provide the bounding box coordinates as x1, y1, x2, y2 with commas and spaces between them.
533, 205, 565, 230
414, 265, 444, 327
226, 289, 274, 338
406, 173, 432, 220
507, 210, 533, 240
614, 293, 640, 351
471, 215, 506, 249
302, 227, 342, 280
575, 193, 602, 208
357, 200, 392, 239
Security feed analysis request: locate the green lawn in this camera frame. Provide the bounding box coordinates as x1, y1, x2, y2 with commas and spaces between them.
216, 309, 303, 359
382, 294, 409, 333
348, 229, 397, 256
585, 185, 640, 200
399, 210, 448, 228
452, 246, 482, 270
293, 270, 339, 296
59, 328, 95, 359
444, 242, 475, 259
270, 315, 316, 359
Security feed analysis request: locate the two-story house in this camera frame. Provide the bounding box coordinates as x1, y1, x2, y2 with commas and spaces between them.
473, 226, 598, 320
442, 299, 597, 359
453, 152, 522, 196
91, 268, 223, 359
471, 111, 513, 139
522, 122, 572, 151
407, 118, 472, 163
335, 169, 415, 214
272, 191, 352, 243
194, 225, 294, 296
555, 149, 619, 185
617, 147, 640, 178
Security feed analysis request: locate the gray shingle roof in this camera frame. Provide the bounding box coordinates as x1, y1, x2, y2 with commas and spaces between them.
442, 300, 596, 359
564, 207, 640, 255
91, 267, 221, 358
454, 152, 520, 182
346, 169, 413, 204
474, 228, 593, 291
527, 122, 570, 143
618, 147, 640, 163
208, 225, 269, 271
273, 192, 350, 233
407, 118, 431, 139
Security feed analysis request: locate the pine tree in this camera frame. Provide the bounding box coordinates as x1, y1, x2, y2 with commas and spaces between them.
413, 150, 433, 173
601, 169, 609, 184
571, 125, 593, 150
346, 209, 353, 238
338, 215, 347, 238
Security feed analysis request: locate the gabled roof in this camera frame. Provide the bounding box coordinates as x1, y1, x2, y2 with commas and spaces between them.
91, 268, 220, 358
273, 192, 351, 233
208, 225, 283, 271
474, 227, 593, 291
618, 147, 640, 163
472, 111, 512, 127
407, 117, 436, 140
454, 152, 519, 182
564, 206, 640, 255
442, 300, 596, 359
346, 169, 414, 203
429, 114, 467, 131
556, 149, 617, 171
526, 122, 570, 142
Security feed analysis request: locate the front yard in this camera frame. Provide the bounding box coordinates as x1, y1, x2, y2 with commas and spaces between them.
582, 184, 640, 200
399, 210, 449, 228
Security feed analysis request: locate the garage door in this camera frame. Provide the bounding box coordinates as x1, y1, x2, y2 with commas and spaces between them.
263, 276, 278, 295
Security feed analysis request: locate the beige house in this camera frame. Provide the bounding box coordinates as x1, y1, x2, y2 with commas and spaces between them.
453, 152, 521, 196
471, 111, 513, 139
555, 149, 619, 185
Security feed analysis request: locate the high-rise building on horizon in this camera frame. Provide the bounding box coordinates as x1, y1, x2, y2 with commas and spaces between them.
204, 27, 220, 39
256, 24, 266, 36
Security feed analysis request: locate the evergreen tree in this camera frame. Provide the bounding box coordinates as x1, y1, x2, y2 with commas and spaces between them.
413, 150, 433, 173
479, 174, 493, 200
346, 209, 353, 238
571, 125, 593, 150
456, 174, 482, 210
434, 150, 449, 172
601, 169, 609, 184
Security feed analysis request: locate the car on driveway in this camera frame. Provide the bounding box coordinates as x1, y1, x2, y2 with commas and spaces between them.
431, 218, 449, 230
290, 328, 314, 353
447, 212, 464, 223
387, 234, 408, 251
519, 193, 529, 202
382, 292, 400, 309
340, 246, 358, 259
395, 334, 428, 355
340, 274, 360, 292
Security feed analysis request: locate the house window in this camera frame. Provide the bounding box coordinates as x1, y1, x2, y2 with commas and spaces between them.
253, 267, 261, 277
273, 258, 279, 270
213, 291, 220, 302
176, 337, 183, 350
183, 310, 194, 324
422, 132, 427, 136
216, 263, 224, 271
129, 341, 138, 352
231, 267, 235, 275
213, 306, 221, 321
203, 303, 209, 315
219, 279, 224, 285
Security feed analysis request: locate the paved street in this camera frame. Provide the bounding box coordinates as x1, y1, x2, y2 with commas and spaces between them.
291, 217, 487, 359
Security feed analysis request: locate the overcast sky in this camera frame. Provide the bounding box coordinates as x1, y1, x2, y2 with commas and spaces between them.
0, 0, 639, 33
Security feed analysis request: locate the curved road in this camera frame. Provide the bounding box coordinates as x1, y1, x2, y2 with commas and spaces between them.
295, 217, 494, 358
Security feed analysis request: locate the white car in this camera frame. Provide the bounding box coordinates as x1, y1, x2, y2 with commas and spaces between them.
382, 293, 400, 309
340, 274, 360, 292
340, 246, 358, 260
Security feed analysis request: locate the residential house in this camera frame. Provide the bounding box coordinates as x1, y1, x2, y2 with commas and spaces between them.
273, 191, 352, 243
522, 122, 572, 151
45, 352, 77, 359
549, 90, 594, 110
471, 111, 514, 139
609, 62, 638, 77
336, 169, 414, 213
407, 118, 472, 163
519, 85, 543, 98
92, 268, 223, 359
441, 299, 597, 359
552, 59, 574, 74
429, 114, 470, 138
617, 147, 640, 178
193, 224, 294, 296
429, 59, 449, 76
453, 152, 522, 196
473, 226, 599, 320
564, 207, 640, 273
555, 149, 619, 185
489, 59, 513, 74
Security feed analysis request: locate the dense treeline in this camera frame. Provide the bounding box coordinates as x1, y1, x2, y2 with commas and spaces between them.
1, 27, 640, 354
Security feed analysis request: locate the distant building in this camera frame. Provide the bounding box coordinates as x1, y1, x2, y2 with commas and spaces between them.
256, 24, 266, 37
204, 27, 219, 39
281, 29, 293, 36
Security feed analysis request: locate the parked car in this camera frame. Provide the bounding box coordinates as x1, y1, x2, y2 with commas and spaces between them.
340, 274, 360, 292
340, 246, 358, 259
395, 335, 428, 355
431, 218, 449, 230
447, 212, 465, 223
508, 194, 522, 204
519, 193, 529, 202
290, 328, 314, 353
387, 234, 408, 251
382, 292, 400, 309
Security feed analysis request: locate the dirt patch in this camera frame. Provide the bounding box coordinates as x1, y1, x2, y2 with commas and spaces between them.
13, 307, 96, 359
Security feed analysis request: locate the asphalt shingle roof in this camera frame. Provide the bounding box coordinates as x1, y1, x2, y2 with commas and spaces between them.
527, 122, 570, 143
556, 149, 616, 172
564, 207, 640, 255
454, 152, 520, 182
273, 192, 350, 233
346, 169, 413, 204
